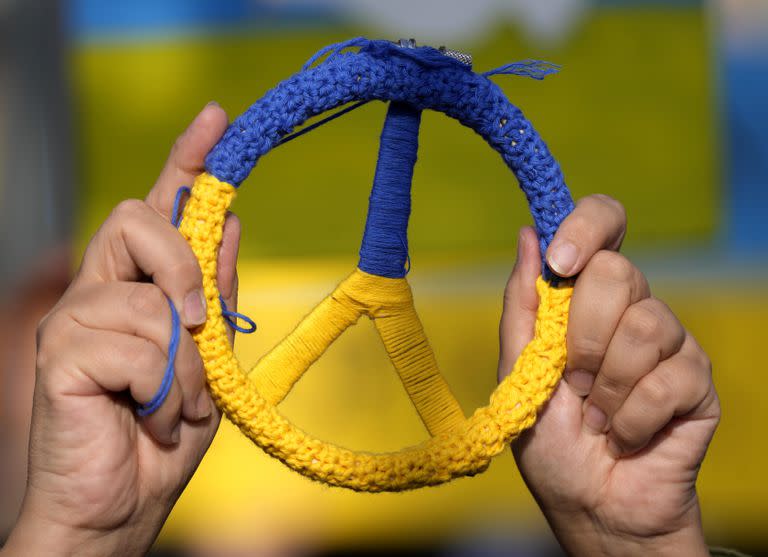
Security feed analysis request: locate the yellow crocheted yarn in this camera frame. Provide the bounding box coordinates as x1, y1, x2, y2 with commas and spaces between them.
180, 171, 573, 492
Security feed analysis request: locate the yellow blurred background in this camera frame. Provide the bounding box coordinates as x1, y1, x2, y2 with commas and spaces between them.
2, 1, 767, 555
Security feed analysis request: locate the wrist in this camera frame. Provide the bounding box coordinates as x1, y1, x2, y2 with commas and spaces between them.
3, 501, 160, 557
543, 506, 710, 557
3, 511, 109, 557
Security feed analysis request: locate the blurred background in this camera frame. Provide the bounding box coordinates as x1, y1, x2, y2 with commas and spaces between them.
1, 0, 767, 555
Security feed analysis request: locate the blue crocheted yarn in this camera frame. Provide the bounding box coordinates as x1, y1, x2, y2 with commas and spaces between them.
204, 38, 575, 272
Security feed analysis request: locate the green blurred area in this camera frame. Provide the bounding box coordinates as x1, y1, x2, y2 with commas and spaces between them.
73, 8, 717, 260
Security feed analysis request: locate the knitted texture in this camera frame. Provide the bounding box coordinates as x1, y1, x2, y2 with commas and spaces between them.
181, 171, 572, 491
204, 39, 574, 272
179, 39, 577, 491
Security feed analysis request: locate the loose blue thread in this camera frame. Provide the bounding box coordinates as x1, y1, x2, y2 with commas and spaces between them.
137, 298, 179, 417
136, 185, 189, 416
483, 59, 560, 80
220, 295, 257, 334
301, 36, 370, 71
171, 186, 191, 228
140, 187, 257, 416
278, 100, 370, 146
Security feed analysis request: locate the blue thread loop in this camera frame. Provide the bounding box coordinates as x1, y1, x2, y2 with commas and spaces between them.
483, 60, 561, 80
219, 295, 257, 334
358, 102, 420, 278
171, 186, 191, 227
170, 186, 257, 334
137, 297, 179, 417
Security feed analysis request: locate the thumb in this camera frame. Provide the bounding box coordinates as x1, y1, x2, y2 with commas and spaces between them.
497, 226, 542, 382
146, 102, 229, 219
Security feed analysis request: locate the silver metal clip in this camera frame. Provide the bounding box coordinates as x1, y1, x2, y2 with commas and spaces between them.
395, 38, 472, 67
438, 46, 472, 67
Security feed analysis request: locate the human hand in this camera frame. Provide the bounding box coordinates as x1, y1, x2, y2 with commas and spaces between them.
2, 103, 239, 557
499, 196, 720, 556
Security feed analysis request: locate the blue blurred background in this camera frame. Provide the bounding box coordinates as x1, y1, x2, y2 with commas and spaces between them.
1, 0, 767, 555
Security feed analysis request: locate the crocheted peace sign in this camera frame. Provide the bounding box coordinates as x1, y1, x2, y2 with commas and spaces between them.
179, 38, 575, 492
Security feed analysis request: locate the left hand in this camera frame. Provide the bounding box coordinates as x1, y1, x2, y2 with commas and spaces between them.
2, 103, 237, 557
499, 195, 720, 556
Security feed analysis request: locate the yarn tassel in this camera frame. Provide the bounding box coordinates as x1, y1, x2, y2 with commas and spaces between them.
302, 36, 371, 70
302, 37, 560, 82
482, 59, 561, 80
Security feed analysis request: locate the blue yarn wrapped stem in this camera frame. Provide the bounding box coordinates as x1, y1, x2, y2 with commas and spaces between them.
358, 102, 421, 278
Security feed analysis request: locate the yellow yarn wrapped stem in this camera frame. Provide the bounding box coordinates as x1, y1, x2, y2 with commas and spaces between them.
249, 269, 467, 437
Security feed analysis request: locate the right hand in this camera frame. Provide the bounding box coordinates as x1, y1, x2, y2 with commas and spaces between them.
499, 196, 719, 556
3, 103, 239, 557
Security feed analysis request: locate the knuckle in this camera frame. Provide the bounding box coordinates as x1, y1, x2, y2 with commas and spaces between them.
711, 391, 722, 423
126, 283, 168, 321
561, 213, 599, 244
564, 212, 590, 233
622, 302, 664, 344
698, 351, 713, 375
35, 312, 72, 371
641, 373, 673, 411
156, 379, 183, 420
681, 352, 714, 404
175, 338, 204, 382
609, 415, 641, 450
129, 339, 165, 373
111, 198, 148, 221
592, 194, 627, 224
587, 251, 635, 284
568, 335, 606, 369
169, 135, 185, 161
687, 337, 712, 374
165, 257, 203, 286
594, 373, 632, 406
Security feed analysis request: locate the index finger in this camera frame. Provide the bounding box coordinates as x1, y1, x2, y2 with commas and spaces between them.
145, 102, 229, 219
78, 200, 207, 327
546, 194, 627, 277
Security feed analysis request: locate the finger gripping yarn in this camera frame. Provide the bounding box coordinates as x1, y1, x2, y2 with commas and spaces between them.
181, 38, 575, 492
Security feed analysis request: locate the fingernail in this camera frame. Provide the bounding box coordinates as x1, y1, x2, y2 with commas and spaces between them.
171, 423, 181, 444
548, 241, 579, 276
195, 390, 212, 420
583, 401, 608, 433
564, 369, 595, 396
206, 100, 220, 108
606, 437, 622, 458
184, 289, 207, 326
